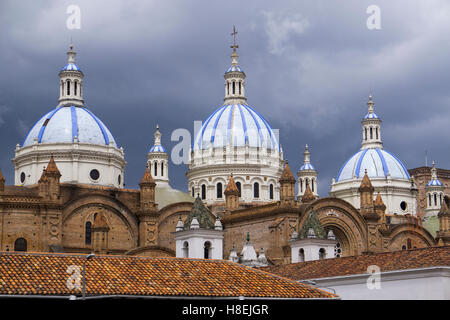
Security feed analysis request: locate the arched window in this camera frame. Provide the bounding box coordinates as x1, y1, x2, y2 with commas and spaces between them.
183, 241, 189, 258
311, 179, 315, 192
14, 238, 27, 252
154, 162, 158, 176
429, 194, 432, 207
299, 248, 305, 262
217, 182, 223, 199
239, 82, 241, 94
232, 81, 235, 94
161, 162, 164, 176
236, 182, 241, 197
253, 182, 259, 198
227, 82, 230, 95
74, 81, 77, 96
407, 238, 412, 250
61, 81, 64, 96
434, 193, 437, 206
269, 184, 274, 200
370, 127, 373, 139
66, 80, 71, 95
376, 127, 379, 139
85, 222, 92, 245
201, 184, 206, 200
440, 193, 443, 205
319, 248, 326, 260
364, 128, 367, 140
191, 187, 194, 197
300, 179, 303, 193
204, 241, 211, 259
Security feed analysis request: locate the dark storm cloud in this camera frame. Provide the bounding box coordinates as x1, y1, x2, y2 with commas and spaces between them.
0, 0, 449, 196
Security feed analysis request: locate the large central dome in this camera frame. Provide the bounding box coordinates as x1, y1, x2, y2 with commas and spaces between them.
193, 103, 279, 151
187, 39, 283, 208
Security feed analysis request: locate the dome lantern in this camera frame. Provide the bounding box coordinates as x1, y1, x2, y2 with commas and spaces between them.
58, 43, 84, 107
224, 26, 247, 105
361, 95, 383, 150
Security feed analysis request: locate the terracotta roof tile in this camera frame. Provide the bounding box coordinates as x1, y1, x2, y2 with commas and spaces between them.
0, 252, 337, 299
261, 246, 450, 280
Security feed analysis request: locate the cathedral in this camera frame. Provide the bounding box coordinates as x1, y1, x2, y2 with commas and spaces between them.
0, 39, 449, 266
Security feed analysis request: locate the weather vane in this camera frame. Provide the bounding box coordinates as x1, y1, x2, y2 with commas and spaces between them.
231, 25, 238, 51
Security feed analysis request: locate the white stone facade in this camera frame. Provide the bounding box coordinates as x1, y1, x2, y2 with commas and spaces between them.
175, 229, 224, 259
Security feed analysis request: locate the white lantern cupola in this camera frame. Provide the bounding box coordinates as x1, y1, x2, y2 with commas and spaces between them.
361, 95, 383, 150
425, 161, 444, 219
147, 124, 169, 187
58, 44, 84, 107
223, 26, 247, 105
297, 144, 318, 198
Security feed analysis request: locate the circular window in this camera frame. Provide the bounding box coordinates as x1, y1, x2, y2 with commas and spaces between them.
89, 169, 100, 181
118, 175, 121, 185
20, 172, 26, 183
400, 201, 407, 211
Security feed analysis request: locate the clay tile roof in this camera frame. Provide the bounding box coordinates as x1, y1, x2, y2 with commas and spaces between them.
139, 166, 155, 185
359, 170, 373, 190
92, 213, 108, 228
261, 246, 450, 281
45, 155, 61, 175
0, 252, 337, 299
224, 175, 239, 195
280, 161, 296, 182
301, 183, 315, 203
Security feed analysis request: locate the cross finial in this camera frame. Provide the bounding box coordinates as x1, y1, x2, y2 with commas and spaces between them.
230, 25, 239, 52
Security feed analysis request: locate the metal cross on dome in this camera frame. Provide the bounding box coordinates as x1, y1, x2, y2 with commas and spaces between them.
231, 25, 239, 51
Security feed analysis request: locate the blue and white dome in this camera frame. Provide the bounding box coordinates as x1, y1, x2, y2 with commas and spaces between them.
427, 178, 443, 186
299, 163, 315, 171
336, 148, 410, 182
193, 104, 279, 151
61, 63, 81, 72
363, 112, 379, 119
226, 65, 243, 73
149, 145, 166, 153
22, 105, 116, 147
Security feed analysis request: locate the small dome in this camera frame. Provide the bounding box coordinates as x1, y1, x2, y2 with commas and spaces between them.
61, 63, 81, 72
427, 178, 443, 186
299, 163, 315, 171
363, 112, 379, 119
22, 105, 116, 147
193, 104, 279, 151
336, 148, 410, 182
149, 145, 166, 153
226, 65, 243, 73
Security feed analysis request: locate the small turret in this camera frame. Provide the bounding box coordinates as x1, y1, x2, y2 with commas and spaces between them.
297, 144, 318, 199
280, 160, 296, 205
224, 174, 239, 211
38, 156, 61, 201
0, 168, 5, 193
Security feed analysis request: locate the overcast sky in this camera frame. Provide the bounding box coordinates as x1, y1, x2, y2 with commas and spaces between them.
0, 0, 449, 196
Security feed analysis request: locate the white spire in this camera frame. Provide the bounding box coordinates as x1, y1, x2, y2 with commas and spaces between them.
303, 144, 311, 165
154, 124, 162, 146
431, 161, 438, 180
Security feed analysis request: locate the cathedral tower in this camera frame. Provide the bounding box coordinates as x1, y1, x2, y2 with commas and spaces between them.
425, 161, 444, 219
147, 124, 169, 187
297, 144, 318, 199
